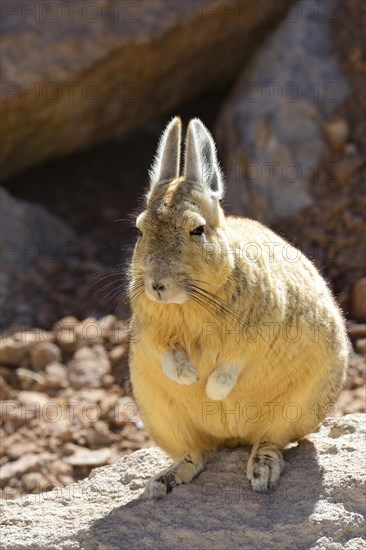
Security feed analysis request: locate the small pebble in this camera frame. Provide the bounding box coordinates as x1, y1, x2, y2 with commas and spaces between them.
30, 342, 62, 371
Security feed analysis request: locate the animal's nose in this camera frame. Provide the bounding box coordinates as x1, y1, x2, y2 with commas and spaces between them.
151, 281, 166, 292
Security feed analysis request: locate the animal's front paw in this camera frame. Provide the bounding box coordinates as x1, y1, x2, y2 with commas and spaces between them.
205, 370, 235, 400
162, 351, 199, 385
247, 441, 285, 492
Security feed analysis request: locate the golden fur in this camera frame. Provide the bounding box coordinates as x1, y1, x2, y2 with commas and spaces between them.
128, 117, 349, 492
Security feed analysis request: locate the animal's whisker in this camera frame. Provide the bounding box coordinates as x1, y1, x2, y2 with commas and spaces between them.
80, 272, 122, 297
188, 285, 244, 328
94, 285, 124, 309
188, 289, 238, 327
95, 278, 124, 295
188, 283, 294, 384
189, 278, 227, 290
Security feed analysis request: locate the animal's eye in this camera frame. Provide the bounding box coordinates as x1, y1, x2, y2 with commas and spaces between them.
190, 226, 205, 236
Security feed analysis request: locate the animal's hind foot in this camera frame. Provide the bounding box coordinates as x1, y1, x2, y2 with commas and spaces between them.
144, 452, 205, 499
145, 471, 178, 499
247, 441, 285, 492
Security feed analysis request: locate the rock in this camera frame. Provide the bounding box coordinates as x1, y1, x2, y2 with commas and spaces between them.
355, 339, 366, 356
75, 317, 104, 346
0, 187, 75, 330
335, 155, 366, 185
1, 0, 292, 179
53, 316, 79, 332
5, 440, 42, 461
0, 400, 34, 428
42, 416, 73, 443
216, 0, 349, 224
0, 367, 15, 385
15, 392, 51, 423
54, 316, 79, 353
43, 362, 68, 390
108, 344, 127, 365
117, 424, 151, 452
0, 452, 52, 486
77, 388, 110, 403
55, 316, 112, 354
0, 414, 364, 549
99, 315, 118, 339
342, 351, 365, 392
16, 368, 46, 391
352, 278, 366, 321
336, 389, 365, 415
68, 345, 110, 389
0, 375, 13, 400
79, 421, 116, 449
49, 459, 73, 479
0, 187, 74, 266
21, 472, 50, 494
12, 329, 54, 346
99, 393, 120, 419
112, 396, 140, 427
323, 119, 349, 151
54, 329, 78, 354
17, 391, 50, 407
63, 446, 115, 468
53, 317, 81, 353
30, 342, 62, 371
101, 374, 115, 388
0, 336, 36, 366
220, 0, 366, 302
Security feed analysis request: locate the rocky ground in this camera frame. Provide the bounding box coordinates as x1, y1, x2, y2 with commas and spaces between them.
0, 312, 365, 501
1, 415, 365, 549
0, 315, 153, 500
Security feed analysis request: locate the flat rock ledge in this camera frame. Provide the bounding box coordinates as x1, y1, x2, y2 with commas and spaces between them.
1, 414, 365, 550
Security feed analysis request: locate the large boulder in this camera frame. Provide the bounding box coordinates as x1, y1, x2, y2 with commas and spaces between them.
0, 185, 131, 329
0, 0, 292, 179
0, 186, 76, 328
216, 0, 349, 224
1, 414, 365, 549
0, 186, 74, 259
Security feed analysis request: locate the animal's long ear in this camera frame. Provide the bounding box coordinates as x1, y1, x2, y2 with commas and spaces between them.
148, 117, 182, 198
184, 118, 224, 199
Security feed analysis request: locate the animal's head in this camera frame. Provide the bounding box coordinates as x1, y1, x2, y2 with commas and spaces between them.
130, 117, 234, 305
